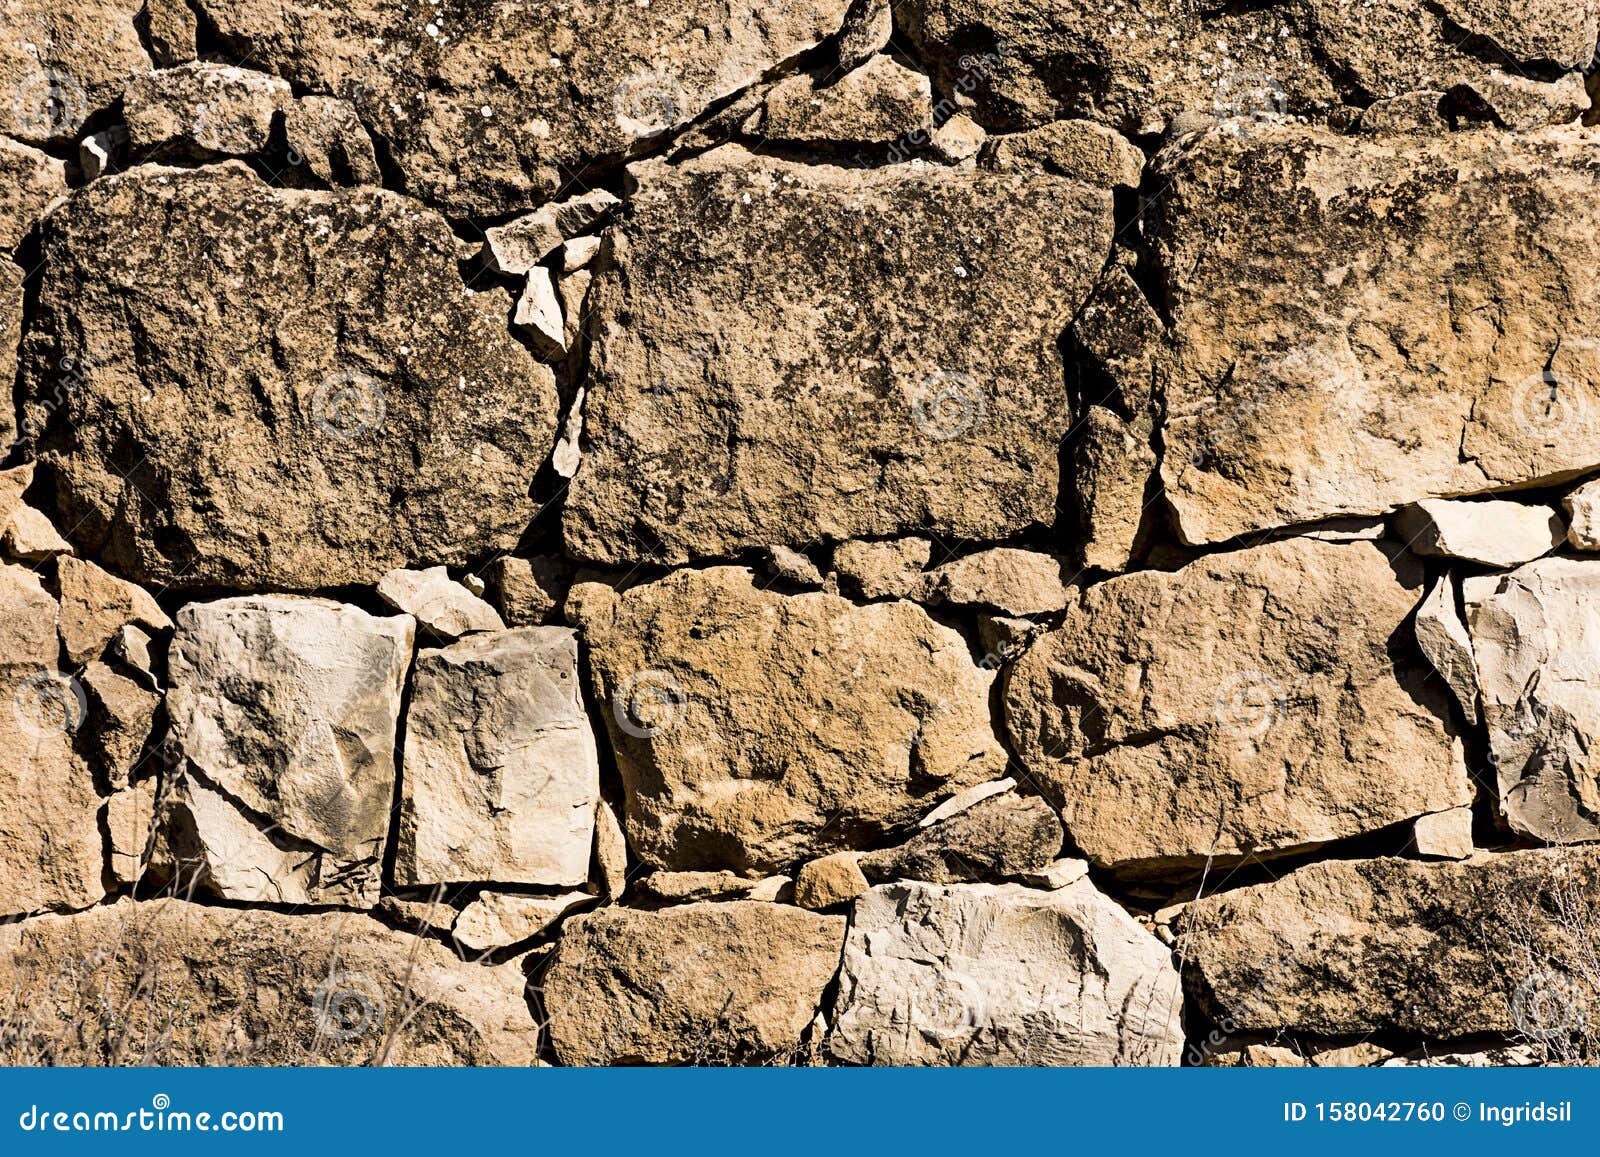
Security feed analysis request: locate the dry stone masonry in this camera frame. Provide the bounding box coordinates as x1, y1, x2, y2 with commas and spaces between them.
1, 0, 1599, 1068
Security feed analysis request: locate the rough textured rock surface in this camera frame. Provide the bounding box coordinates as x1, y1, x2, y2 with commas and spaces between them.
1468, 559, 1600, 844
565, 147, 1112, 564
1395, 500, 1564, 569
397, 628, 599, 888
1005, 538, 1470, 872
190, 0, 855, 216
856, 793, 1063, 885
829, 881, 1183, 1066
544, 902, 845, 1065
23, 163, 558, 590
377, 566, 504, 639
0, 137, 66, 252
122, 62, 292, 156
580, 567, 1006, 874
0, 898, 539, 1064
1182, 849, 1600, 1037
0, 0, 150, 144
760, 56, 931, 145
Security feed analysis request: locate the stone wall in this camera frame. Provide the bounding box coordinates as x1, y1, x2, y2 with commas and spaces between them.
1, 0, 1598, 1067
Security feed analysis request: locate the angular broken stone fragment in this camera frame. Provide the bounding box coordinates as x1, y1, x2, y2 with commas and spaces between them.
760, 56, 931, 145
636, 871, 788, 903
377, 566, 504, 639
560, 235, 603, 273
929, 113, 986, 162
1181, 848, 1600, 1038
1468, 558, 1600, 844
2, 505, 71, 560
835, 0, 892, 71
56, 557, 172, 665
23, 163, 558, 589
0, 138, 67, 252
0, 898, 539, 1064
896, 0, 1595, 135
857, 792, 1063, 885
105, 777, 157, 886
922, 547, 1071, 615
1395, 499, 1563, 568
831, 537, 932, 600
123, 62, 292, 156
485, 189, 623, 276
794, 852, 869, 911
452, 891, 592, 953
77, 126, 127, 182
1457, 70, 1589, 131
0, 0, 151, 144
828, 880, 1183, 1065
593, 799, 631, 900
0, 264, 20, 453
283, 96, 382, 186
1005, 538, 1470, 873
166, 595, 413, 871
79, 660, 160, 789
580, 567, 1007, 873
1414, 575, 1480, 726
544, 901, 845, 1065
0, 564, 103, 916
1018, 857, 1089, 890
513, 267, 567, 358
192, 0, 854, 216
1150, 124, 1600, 546
143, 0, 198, 66
1565, 478, 1600, 550
1413, 807, 1474, 861
397, 628, 599, 888
984, 119, 1144, 188
918, 777, 1015, 828
485, 556, 571, 627
566, 145, 1112, 564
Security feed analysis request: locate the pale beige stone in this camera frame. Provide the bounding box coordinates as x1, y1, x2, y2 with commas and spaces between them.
1413, 807, 1475, 861
485, 190, 623, 275
1414, 575, 1480, 726
1395, 499, 1563, 568
514, 267, 567, 357
123, 62, 292, 155
594, 799, 630, 901
144, 0, 198, 66
1018, 858, 1090, 890
1565, 478, 1600, 550
923, 548, 1071, 615
580, 566, 1007, 873
0, 465, 35, 536
55, 557, 171, 666
0, 139, 67, 250
832, 538, 932, 600
105, 778, 156, 886
396, 628, 599, 888
858, 793, 1063, 885
919, 778, 1016, 827
486, 556, 571, 627
2, 505, 71, 560
762, 55, 931, 144
79, 660, 159, 789
545, 901, 845, 1065
1005, 538, 1470, 873
930, 113, 985, 162
377, 566, 504, 639
451, 891, 592, 953
794, 852, 869, 910
985, 120, 1144, 188
828, 880, 1183, 1066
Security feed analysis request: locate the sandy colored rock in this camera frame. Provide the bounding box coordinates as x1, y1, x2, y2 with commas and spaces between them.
143, 0, 198, 66
167, 595, 413, 867
192, 0, 854, 216
377, 566, 504, 639
2, 504, 70, 560
930, 113, 985, 162
594, 799, 630, 900
636, 871, 777, 903
55, 556, 171, 665
1565, 478, 1600, 550
0, 0, 150, 144
858, 792, 1063, 885
105, 777, 157, 886
762, 56, 931, 145
484, 190, 622, 276
0, 564, 103, 916
397, 628, 599, 888
794, 852, 870, 910
919, 778, 1015, 827
836, 0, 892, 70
1074, 405, 1157, 571
829, 880, 1183, 1065
1468, 558, 1600, 844
566, 146, 1112, 564
545, 901, 845, 1065
1413, 807, 1475, 861
514, 267, 566, 357
486, 556, 571, 627
832, 537, 932, 600
1005, 538, 1470, 873
23, 162, 558, 590
1414, 575, 1480, 726
1181, 849, 1600, 1037
0, 138, 66, 253
79, 660, 159, 789
123, 62, 292, 156
1462, 70, 1589, 131
0, 898, 538, 1064
581, 566, 1007, 873
896, 0, 1595, 135
1149, 124, 1600, 545
923, 547, 1071, 615
1018, 857, 1090, 890
1395, 499, 1563, 568
0, 263, 20, 454
283, 96, 382, 186
985, 119, 1144, 188
451, 891, 592, 953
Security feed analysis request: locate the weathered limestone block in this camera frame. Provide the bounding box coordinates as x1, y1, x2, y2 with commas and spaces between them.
1181, 849, 1600, 1037
484, 190, 622, 276
1004, 538, 1470, 873
143, 0, 198, 66
79, 660, 160, 789
23, 162, 558, 590
451, 891, 592, 953
166, 596, 413, 880
1149, 125, 1600, 545
123, 62, 292, 155
1414, 575, 1480, 726
0, 0, 150, 144
397, 628, 599, 888
895, 0, 1596, 135
1468, 559, 1600, 843
0, 564, 103, 916
0, 138, 67, 251
544, 901, 845, 1065
828, 880, 1184, 1065
283, 96, 382, 186
831, 538, 932, 600
106, 777, 157, 886
794, 852, 870, 911
0, 262, 20, 454
580, 567, 1007, 874
2, 504, 69, 560
984, 120, 1144, 188
1413, 807, 1474, 861
0, 898, 539, 1064
922, 547, 1071, 615
566, 146, 1112, 564
56, 556, 171, 665
857, 793, 1063, 885
486, 556, 572, 626
377, 566, 504, 639
191, 0, 856, 216
1565, 478, 1600, 550
760, 56, 931, 145
1395, 499, 1563, 568
836, 0, 892, 71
